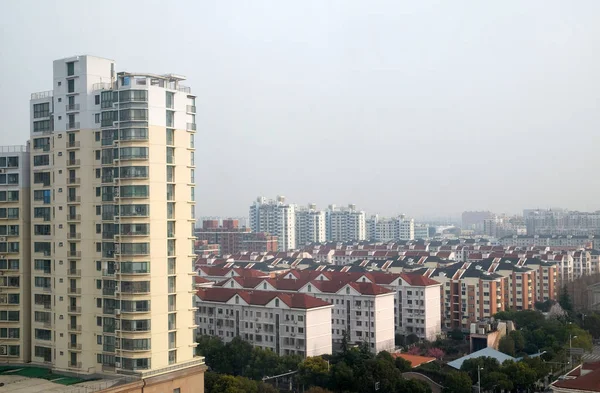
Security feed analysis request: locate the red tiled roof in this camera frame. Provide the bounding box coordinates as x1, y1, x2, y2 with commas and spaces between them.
553, 366, 600, 392
194, 276, 212, 284
400, 273, 440, 287
392, 353, 436, 368
196, 288, 332, 309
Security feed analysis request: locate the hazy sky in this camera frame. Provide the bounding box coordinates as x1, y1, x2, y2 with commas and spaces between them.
1, 1, 599, 219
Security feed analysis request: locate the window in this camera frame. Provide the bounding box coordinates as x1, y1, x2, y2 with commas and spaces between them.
119, 109, 148, 121
67, 62, 75, 76
95, 95, 100, 105
34, 155, 50, 166
95, 113, 100, 123
33, 103, 50, 118
67, 79, 75, 93
166, 110, 174, 127
120, 147, 148, 160
33, 120, 51, 132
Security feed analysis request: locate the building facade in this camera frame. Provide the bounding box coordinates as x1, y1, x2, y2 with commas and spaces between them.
196, 288, 333, 357
295, 204, 326, 247
0, 146, 31, 363
249, 196, 296, 251
326, 204, 366, 242
29, 55, 201, 376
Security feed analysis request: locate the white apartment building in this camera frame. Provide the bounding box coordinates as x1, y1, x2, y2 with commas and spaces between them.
0, 146, 31, 363
29, 55, 201, 376
249, 196, 296, 251
365, 215, 415, 242
414, 224, 430, 240
295, 204, 326, 246
326, 204, 366, 242
196, 288, 333, 357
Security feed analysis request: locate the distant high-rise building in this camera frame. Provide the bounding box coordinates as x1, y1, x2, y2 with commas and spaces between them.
414, 224, 430, 240
295, 203, 326, 246
461, 211, 494, 232
326, 204, 366, 242
365, 215, 414, 241
524, 208, 600, 236
28, 55, 203, 379
196, 219, 278, 254
249, 196, 295, 251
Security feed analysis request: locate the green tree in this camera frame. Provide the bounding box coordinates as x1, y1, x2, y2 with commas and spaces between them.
406, 333, 420, 345
444, 371, 472, 393
246, 347, 280, 380
450, 329, 464, 341
329, 361, 355, 392
460, 357, 500, 383
297, 356, 330, 388
509, 330, 526, 353
484, 371, 513, 392
498, 335, 516, 357
559, 284, 573, 312
584, 313, 600, 339
395, 356, 413, 373
257, 382, 279, 393
209, 374, 259, 393
500, 361, 537, 391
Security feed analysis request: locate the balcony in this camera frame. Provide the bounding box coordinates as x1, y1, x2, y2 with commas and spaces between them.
68, 325, 82, 332
66, 159, 80, 166
186, 105, 196, 113
34, 145, 51, 152
67, 232, 81, 240
35, 302, 52, 310
67, 214, 81, 221
67, 141, 80, 149
66, 122, 80, 130
68, 269, 81, 276
31, 90, 53, 100
66, 104, 80, 112
102, 269, 115, 277
68, 251, 81, 258
68, 343, 82, 351
68, 362, 82, 369
186, 123, 197, 131
68, 306, 82, 314
67, 195, 81, 202
68, 287, 82, 294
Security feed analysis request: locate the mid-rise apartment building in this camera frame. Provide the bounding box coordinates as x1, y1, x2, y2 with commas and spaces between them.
365, 215, 415, 242
0, 146, 31, 363
196, 219, 277, 254
524, 209, 600, 236
28, 55, 201, 377
295, 204, 326, 246
196, 288, 333, 357
326, 204, 366, 242
249, 196, 295, 251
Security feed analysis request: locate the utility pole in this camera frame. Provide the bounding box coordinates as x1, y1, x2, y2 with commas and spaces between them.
570, 334, 578, 369
478, 367, 482, 393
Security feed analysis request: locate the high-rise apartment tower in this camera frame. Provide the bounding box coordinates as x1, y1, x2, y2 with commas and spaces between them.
29, 55, 201, 376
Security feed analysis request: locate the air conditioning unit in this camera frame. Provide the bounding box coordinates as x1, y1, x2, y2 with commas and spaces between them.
0, 237, 6, 242
115, 309, 121, 316
114, 264, 120, 271
0, 169, 4, 174
0, 345, 7, 355
115, 362, 121, 368
114, 288, 120, 294
115, 340, 120, 348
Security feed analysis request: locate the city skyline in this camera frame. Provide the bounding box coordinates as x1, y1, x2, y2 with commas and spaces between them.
2, 1, 600, 218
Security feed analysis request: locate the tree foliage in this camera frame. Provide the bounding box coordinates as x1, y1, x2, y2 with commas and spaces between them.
559, 284, 573, 311
498, 335, 515, 356
444, 371, 472, 393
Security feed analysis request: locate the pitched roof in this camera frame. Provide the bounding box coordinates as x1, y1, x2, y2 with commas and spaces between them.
447, 347, 515, 369
196, 287, 332, 309
400, 273, 441, 287
553, 366, 600, 392
392, 353, 436, 368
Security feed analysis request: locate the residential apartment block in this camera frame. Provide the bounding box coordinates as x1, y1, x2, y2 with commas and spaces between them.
326, 204, 366, 242
365, 215, 415, 241
0, 146, 31, 363
249, 196, 295, 251
524, 209, 600, 236
28, 55, 202, 377
195, 288, 333, 357
295, 204, 326, 246
196, 219, 278, 254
